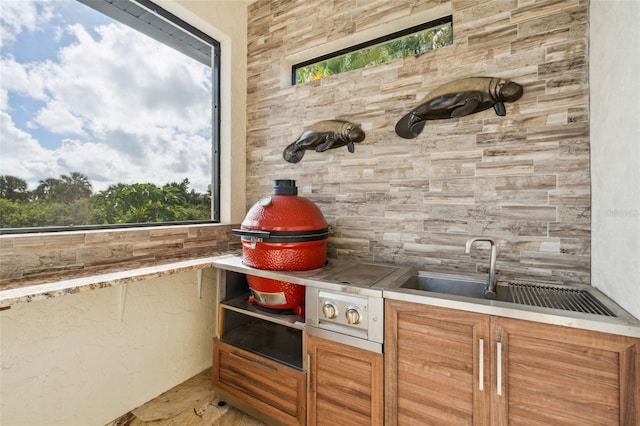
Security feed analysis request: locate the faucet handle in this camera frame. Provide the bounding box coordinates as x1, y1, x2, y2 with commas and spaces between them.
465, 237, 496, 253
465, 237, 499, 300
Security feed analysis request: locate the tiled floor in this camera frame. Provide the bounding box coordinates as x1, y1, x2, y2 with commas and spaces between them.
105, 369, 266, 426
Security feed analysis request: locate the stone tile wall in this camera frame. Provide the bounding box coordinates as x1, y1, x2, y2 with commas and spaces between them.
0, 224, 240, 287
246, 0, 590, 284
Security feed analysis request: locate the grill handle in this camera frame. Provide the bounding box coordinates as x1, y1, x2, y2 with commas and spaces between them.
231, 229, 271, 248
231, 229, 272, 238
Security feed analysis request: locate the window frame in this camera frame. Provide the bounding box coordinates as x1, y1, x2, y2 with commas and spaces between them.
0, 0, 221, 234
291, 15, 453, 85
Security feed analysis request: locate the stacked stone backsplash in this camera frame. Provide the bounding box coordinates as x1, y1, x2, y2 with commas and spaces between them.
246, 0, 590, 284
0, 224, 240, 287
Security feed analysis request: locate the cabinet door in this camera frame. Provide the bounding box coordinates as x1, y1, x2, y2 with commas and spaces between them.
385, 300, 491, 425
212, 339, 306, 426
307, 335, 383, 426
492, 317, 640, 426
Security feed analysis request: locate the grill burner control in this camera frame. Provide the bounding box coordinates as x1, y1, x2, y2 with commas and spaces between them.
345, 306, 362, 324
322, 301, 338, 319
316, 290, 368, 332
306, 261, 408, 344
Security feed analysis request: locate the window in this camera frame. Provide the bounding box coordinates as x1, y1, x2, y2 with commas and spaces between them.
293, 16, 452, 85
0, 0, 220, 232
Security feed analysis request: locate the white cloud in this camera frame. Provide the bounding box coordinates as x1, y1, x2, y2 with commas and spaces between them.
1, 110, 210, 192
47, 22, 212, 136
32, 99, 86, 135
0, 56, 53, 105
0, 111, 61, 182
0, 0, 57, 48
0, 1, 212, 193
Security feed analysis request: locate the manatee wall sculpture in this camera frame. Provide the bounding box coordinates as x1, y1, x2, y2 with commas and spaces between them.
283, 119, 365, 163
395, 77, 524, 139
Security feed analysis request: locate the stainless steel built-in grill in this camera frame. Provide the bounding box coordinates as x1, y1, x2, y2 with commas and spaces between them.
306, 262, 410, 349
508, 282, 615, 316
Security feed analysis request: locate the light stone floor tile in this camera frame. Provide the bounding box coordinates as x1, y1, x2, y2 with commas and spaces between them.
105, 369, 266, 426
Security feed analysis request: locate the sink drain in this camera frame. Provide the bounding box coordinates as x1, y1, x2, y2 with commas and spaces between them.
508, 282, 615, 317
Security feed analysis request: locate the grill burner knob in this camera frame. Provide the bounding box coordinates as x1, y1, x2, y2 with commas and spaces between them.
345, 306, 362, 325
322, 302, 338, 319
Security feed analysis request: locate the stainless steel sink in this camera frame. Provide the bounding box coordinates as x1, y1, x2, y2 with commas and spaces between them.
398, 271, 512, 302
396, 271, 616, 317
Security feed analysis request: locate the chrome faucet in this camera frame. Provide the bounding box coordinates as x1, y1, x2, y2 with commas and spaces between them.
465, 237, 497, 299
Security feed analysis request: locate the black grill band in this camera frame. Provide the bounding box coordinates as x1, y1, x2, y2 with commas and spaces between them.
232, 228, 329, 243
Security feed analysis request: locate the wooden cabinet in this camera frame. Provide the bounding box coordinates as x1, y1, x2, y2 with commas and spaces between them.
213, 266, 384, 426
385, 299, 640, 426
213, 339, 306, 426
307, 335, 383, 425
213, 269, 306, 426
492, 317, 639, 426
385, 300, 490, 425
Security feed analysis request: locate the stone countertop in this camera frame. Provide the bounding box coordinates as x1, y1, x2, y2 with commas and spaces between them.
0, 258, 219, 310
0, 253, 397, 310
211, 254, 411, 297
213, 255, 640, 338
4, 253, 638, 338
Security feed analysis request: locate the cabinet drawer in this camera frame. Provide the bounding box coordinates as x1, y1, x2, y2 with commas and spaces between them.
213, 339, 306, 426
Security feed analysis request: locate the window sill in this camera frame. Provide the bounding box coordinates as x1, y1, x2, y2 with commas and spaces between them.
0, 257, 226, 310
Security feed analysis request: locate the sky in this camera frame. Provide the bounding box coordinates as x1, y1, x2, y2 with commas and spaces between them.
0, 0, 212, 193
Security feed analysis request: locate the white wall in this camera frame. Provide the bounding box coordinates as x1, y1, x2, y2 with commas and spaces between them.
160, 0, 248, 224
0, 270, 217, 425
590, 1, 640, 319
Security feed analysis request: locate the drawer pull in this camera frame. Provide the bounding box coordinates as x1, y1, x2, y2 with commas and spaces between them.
229, 351, 277, 374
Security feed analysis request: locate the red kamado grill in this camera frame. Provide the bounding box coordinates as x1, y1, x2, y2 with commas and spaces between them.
232, 180, 328, 313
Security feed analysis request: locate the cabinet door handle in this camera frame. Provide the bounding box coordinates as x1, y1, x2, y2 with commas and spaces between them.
229, 351, 277, 374
478, 338, 484, 391
496, 342, 502, 396
307, 354, 311, 392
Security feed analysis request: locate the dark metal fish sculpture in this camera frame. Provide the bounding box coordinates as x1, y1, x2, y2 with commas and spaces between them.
283, 119, 366, 163
395, 77, 524, 139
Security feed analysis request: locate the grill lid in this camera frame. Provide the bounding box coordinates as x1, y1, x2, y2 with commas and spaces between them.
237, 179, 328, 234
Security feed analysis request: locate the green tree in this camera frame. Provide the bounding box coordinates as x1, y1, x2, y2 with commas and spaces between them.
0, 199, 73, 227
1, 174, 210, 228
33, 172, 93, 203
33, 177, 62, 201
165, 178, 211, 212
90, 182, 196, 224
59, 172, 93, 203
0, 175, 29, 201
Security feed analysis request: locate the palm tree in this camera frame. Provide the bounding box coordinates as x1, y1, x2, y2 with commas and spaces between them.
59, 172, 93, 203
0, 175, 29, 201
33, 172, 93, 203
33, 178, 62, 201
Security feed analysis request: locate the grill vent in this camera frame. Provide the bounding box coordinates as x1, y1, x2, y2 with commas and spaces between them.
508, 282, 616, 317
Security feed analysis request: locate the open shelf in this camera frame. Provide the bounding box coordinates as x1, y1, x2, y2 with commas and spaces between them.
220, 293, 305, 329
220, 307, 304, 370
